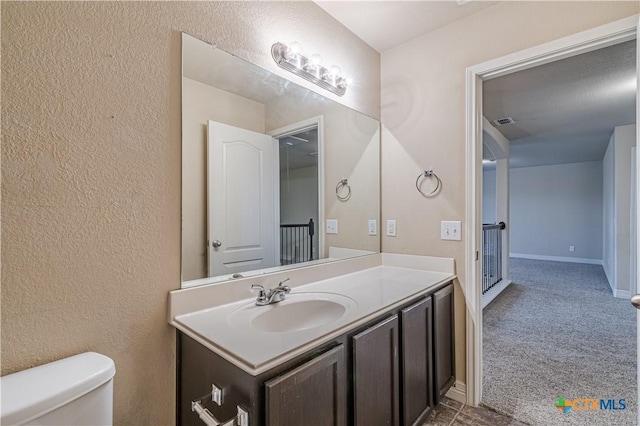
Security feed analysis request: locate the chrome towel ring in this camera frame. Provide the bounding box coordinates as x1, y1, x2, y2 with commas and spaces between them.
336, 179, 351, 201
416, 170, 442, 197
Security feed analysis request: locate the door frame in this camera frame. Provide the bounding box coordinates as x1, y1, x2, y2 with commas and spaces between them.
632, 147, 637, 297
464, 15, 640, 406
269, 115, 325, 261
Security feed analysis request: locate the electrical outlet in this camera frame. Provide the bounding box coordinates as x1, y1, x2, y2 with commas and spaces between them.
386, 220, 397, 237
441, 221, 462, 241
326, 219, 338, 234
569, 245, 575, 252
368, 219, 377, 236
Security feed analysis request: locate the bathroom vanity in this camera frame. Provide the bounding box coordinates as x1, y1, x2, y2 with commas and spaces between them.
174, 31, 457, 426
169, 254, 456, 426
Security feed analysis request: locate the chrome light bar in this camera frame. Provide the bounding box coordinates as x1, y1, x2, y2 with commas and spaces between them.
271, 42, 347, 97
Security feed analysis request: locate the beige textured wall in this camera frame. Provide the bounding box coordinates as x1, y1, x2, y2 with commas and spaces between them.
1, 2, 379, 424
380, 1, 639, 385
182, 77, 266, 281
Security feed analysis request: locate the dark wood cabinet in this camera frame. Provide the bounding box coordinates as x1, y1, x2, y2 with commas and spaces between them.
265, 345, 346, 426
433, 284, 455, 404
353, 315, 400, 426
177, 281, 455, 426
400, 296, 433, 426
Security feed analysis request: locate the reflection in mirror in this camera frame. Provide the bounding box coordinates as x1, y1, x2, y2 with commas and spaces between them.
182, 33, 380, 288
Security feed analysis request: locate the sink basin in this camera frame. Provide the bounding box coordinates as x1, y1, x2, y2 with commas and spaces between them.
228, 292, 357, 333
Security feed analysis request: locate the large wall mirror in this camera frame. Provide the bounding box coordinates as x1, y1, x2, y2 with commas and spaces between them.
181, 33, 381, 288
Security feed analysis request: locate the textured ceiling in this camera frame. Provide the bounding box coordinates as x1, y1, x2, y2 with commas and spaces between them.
279, 128, 319, 171
315, 0, 499, 52
483, 40, 637, 169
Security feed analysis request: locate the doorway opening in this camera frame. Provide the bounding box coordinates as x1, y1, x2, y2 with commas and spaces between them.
270, 116, 325, 266
464, 15, 640, 421
277, 127, 320, 265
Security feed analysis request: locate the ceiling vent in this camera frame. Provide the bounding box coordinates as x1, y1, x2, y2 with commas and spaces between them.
493, 117, 515, 126
279, 135, 309, 148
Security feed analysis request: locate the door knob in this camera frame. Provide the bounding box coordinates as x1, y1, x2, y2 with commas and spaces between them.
631, 294, 640, 310
212, 240, 222, 248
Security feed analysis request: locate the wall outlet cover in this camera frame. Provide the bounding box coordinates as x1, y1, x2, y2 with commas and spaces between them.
441, 221, 462, 241
368, 219, 377, 236
386, 219, 397, 237
326, 219, 338, 234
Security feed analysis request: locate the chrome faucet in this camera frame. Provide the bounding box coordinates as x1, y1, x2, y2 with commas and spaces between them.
251, 278, 291, 306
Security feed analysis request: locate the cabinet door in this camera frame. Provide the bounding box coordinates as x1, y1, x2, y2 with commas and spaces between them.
353, 315, 400, 426
265, 345, 346, 426
401, 296, 433, 426
433, 283, 455, 404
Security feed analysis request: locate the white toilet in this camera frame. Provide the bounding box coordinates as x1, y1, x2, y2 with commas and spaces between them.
0, 352, 116, 425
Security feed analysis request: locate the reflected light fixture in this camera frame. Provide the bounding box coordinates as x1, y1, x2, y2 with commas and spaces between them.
272, 42, 348, 96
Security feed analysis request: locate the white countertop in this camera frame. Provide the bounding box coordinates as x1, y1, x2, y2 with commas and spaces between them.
171, 263, 455, 375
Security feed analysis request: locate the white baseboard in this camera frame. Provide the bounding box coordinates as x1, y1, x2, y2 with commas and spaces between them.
614, 289, 631, 299
604, 268, 614, 293
482, 279, 512, 309
445, 380, 466, 404
510, 253, 603, 266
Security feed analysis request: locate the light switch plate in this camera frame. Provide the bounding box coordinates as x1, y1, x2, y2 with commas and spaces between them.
368, 219, 377, 236
326, 219, 338, 234
386, 220, 397, 237
441, 221, 461, 240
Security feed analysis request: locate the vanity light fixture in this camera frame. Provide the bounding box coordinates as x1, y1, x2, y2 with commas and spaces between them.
271, 42, 348, 96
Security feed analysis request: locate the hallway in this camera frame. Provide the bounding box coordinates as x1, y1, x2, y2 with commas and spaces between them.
483, 258, 636, 425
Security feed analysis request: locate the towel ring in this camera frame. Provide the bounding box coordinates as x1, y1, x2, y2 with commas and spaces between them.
415, 170, 442, 197
336, 179, 351, 201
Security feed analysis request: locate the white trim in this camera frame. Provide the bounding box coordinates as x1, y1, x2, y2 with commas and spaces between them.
273, 136, 281, 266
470, 16, 637, 80
509, 253, 603, 266
465, 314, 477, 406
464, 66, 483, 407
631, 147, 637, 297
615, 289, 631, 299
465, 15, 639, 407
445, 380, 467, 404
268, 115, 326, 259
636, 22, 640, 426
481, 279, 512, 310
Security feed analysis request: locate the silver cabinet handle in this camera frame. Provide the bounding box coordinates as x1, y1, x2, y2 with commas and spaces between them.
212, 240, 222, 248
632, 294, 640, 310
191, 401, 248, 426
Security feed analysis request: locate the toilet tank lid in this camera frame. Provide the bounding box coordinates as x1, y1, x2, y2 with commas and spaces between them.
1, 352, 116, 425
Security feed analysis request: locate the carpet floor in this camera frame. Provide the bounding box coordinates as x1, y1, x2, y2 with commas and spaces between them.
482, 258, 637, 426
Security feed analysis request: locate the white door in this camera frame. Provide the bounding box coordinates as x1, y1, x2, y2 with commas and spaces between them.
207, 121, 277, 277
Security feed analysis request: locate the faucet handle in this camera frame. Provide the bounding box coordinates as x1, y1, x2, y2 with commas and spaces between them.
279, 278, 290, 285
277, 278, 291, 292
251, 284, 267, 300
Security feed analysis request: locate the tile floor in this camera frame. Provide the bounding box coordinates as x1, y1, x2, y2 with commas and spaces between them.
424, 397, 529, 426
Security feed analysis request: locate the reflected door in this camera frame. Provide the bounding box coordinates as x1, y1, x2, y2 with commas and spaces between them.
207, 121, 277, 277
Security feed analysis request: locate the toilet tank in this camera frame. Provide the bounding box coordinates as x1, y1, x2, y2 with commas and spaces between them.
1, 352, 116, 425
